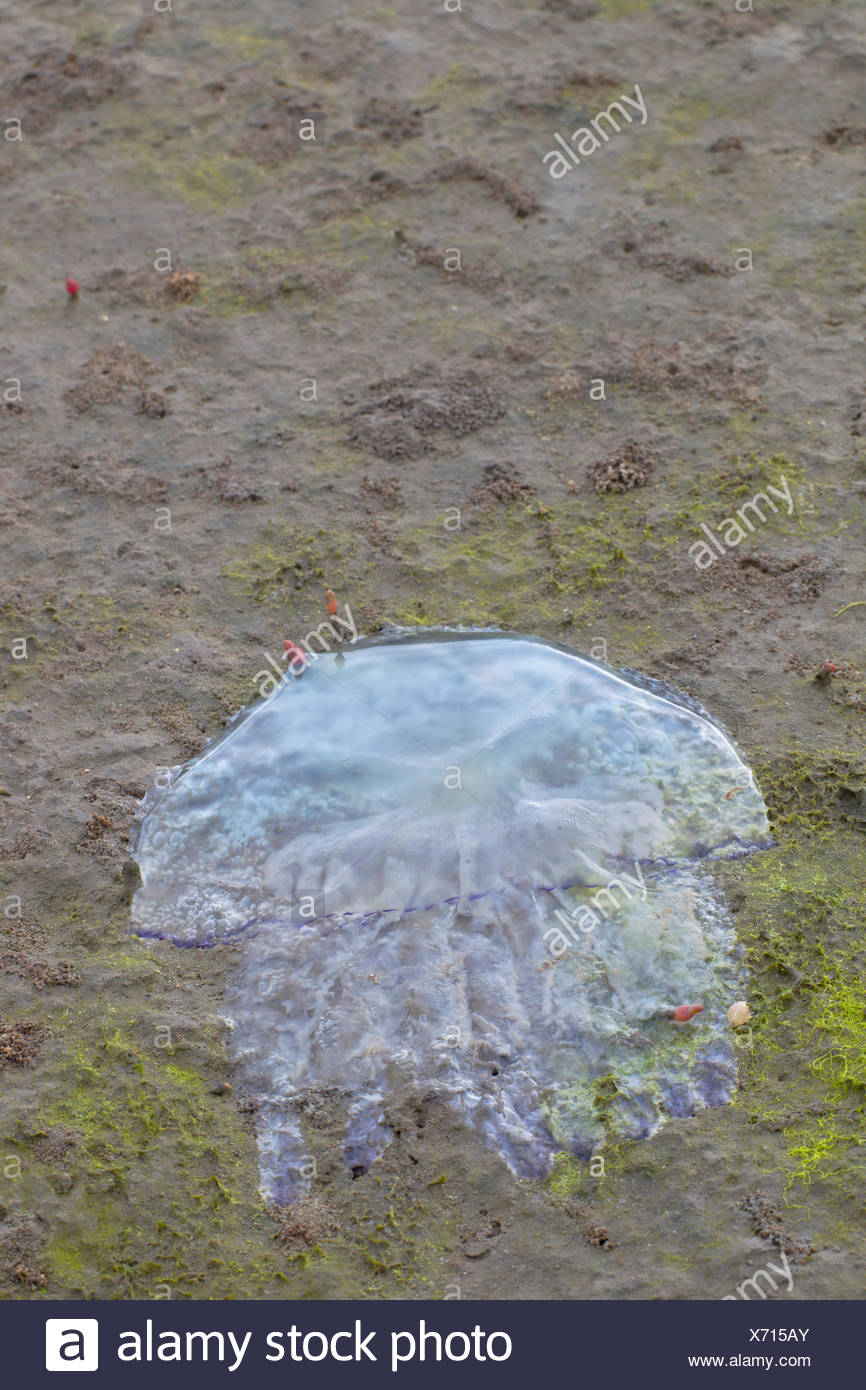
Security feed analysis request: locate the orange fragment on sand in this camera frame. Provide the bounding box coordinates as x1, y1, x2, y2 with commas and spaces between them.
325, 588, 338, 616
671, 1003, 704, 1023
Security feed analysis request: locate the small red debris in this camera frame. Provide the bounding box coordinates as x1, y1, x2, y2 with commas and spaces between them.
283, 639, 308, 670
670, 1003, 704, 1023
325, 588, 338, 617
65, 277, 79, 297
814, 661, 838, 683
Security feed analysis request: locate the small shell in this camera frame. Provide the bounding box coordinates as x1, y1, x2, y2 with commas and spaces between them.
727, 1000, 751, 1028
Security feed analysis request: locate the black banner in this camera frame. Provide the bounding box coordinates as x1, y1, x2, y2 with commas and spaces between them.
2, 1298, 852, 1386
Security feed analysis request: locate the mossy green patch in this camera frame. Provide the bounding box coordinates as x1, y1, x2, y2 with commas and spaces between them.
716, 749, 866, 1211
23, 1002, 280, 1296
223, 521, 353, 607
555, 76, 626, 112
417, 64, 483, 108
203, 26, 286, 60
595, 0, 656, 14
8, 924, 455, 1299
548, 1151, 586, 1200
398, 495, 646, 629
659, 92, 718, 145
113, 105, 270, 212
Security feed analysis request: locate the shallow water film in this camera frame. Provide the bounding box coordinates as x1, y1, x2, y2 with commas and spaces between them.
132, 632, 772, 1200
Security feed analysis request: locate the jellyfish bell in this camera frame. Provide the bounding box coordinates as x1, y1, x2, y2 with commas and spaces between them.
131, 630, 772, 1200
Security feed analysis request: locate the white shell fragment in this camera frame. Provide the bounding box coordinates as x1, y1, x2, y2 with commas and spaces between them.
727, 1001, 752, 1028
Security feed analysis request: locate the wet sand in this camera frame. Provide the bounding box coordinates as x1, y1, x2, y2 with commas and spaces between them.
1, 0, 865, 1299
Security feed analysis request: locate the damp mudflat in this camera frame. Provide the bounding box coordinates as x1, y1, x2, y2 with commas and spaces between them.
132, 631, 771, 1200
1, 0, 861, 1300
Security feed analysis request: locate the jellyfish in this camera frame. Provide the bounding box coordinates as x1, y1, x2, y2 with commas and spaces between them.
131, 631, 771, 1200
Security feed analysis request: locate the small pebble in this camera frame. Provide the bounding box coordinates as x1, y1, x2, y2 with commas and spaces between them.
727, 1001, 751, 1028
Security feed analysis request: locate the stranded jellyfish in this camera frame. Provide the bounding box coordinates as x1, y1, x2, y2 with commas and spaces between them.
131, 631, 771, 1200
